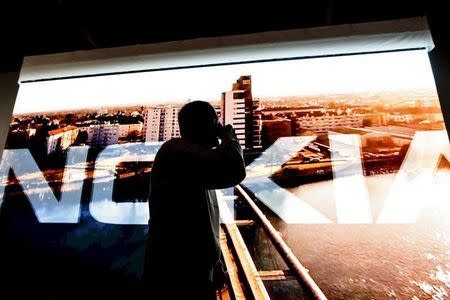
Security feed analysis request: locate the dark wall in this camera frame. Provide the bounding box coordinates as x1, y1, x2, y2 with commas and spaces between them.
0, 72, 19, 160
427, 9, 450, 132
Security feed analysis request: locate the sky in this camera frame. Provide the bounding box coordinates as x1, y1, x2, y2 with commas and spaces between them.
13, 50, 438, 114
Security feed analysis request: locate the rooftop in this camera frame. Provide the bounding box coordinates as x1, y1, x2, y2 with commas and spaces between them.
48, 125, 78, 136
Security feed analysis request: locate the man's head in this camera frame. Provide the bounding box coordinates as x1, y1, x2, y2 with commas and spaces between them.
178, 100, 220, 148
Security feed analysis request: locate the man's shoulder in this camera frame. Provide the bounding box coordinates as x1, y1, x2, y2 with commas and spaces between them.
154, 138, 201, 170
159, 138, 198, 153
161, 137, 186, 149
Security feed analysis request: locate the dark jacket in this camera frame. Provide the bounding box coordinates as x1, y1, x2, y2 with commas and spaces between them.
143, 129, 245, 297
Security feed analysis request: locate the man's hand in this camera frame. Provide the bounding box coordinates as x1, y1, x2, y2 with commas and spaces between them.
224, 124, 234, 134
218, 123, 236, 140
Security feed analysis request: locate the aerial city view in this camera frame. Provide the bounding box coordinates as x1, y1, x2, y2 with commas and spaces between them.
2, 50, 449, 299
6, 74, 444, 189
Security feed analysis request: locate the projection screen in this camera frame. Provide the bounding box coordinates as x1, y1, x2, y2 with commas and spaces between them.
1, 17, 449, 299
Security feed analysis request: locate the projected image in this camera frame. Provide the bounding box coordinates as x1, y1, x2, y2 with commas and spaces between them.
1, 50, 449, 299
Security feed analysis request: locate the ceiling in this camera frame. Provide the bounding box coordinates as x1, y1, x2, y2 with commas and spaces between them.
0, 1, 447, 73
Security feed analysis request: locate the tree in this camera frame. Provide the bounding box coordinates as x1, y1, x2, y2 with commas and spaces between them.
127, 130, 140, 141
55, 137, 63, 154
75, 130, 88, 145
63, 113, 78, 125
362, 118, 373, 127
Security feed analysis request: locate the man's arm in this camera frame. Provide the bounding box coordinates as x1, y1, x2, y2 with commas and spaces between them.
172, 126, 246, 189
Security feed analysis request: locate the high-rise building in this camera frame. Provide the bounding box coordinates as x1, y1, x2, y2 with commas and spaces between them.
221, 91, 246, 147
221, 75, 262, 150
46, 125, 79, 154
142, 107, 180, 142
86, 122, 120, 146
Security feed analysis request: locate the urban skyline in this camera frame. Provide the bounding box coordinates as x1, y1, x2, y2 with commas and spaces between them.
7, 72, 444, 157
10, 88, 441, 118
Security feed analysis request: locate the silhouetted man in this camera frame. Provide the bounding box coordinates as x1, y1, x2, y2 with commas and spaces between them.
143, 101, 246, 299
